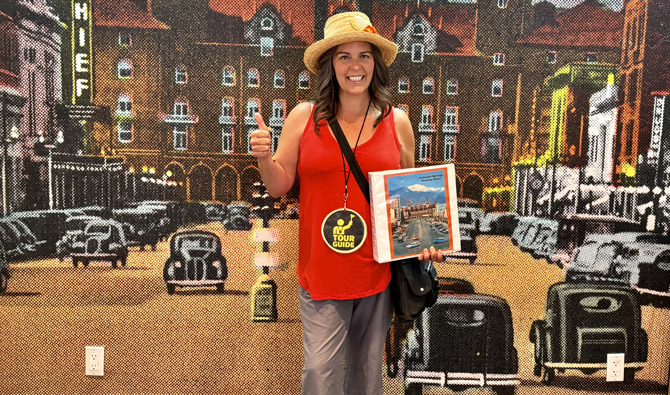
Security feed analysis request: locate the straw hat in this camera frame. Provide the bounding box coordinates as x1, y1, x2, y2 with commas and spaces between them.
303, 12, 398, 74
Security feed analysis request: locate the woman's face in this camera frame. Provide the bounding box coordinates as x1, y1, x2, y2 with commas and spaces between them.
332, 41, 374, 96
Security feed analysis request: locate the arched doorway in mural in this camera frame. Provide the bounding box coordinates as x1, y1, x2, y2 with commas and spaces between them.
215, 166, 238, 203
240, 167, 261, 201
164, 163, 186, 201
462, 174, 484, 206
455, 176, 461, 198
188, 165, 213, 201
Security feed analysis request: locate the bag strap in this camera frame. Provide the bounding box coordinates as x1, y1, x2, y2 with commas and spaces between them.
327, 117, 370, 204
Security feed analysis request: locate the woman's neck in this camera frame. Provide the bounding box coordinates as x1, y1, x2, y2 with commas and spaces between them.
337, 94, 371, 122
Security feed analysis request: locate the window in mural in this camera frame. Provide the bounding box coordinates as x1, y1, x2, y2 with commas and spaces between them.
547, 51, 557, 64
247, 68, 260, 87
484, 111, 502, 163
261, 37, 274, 56
422, 77, 434, 94
173, 124, 187, 150
274, 70, 285, 88
398, 77, 409, 93
174, 101, 188, 116
447, 79, 458, 95
444, 135, 456, 161
117, 94, 131, 114
221, 125, 233, 153
117, 59, 132, 78
411, 43, 424, 63
397, 104, 408, 114
498, 0, 508, 8
492, 79, 503, 97
118, 32, 131, 47
222, 66, 235, 86
419, 134, 430, 162
117, 120, 132, 143
175, 65, 187, 84
493, 53, 505, 66
298, 71, 309, 89
261, 17, 274, 30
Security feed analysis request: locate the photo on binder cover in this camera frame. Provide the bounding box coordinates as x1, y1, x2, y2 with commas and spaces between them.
369, 164, 461, 263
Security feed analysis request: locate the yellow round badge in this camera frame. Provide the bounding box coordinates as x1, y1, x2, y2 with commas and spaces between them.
321, 208, 367, 254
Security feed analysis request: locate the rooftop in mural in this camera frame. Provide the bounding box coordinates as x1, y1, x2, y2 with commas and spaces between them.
93, 0, 170, 29
209, 0, 315, 44
519, 0, 623, 48
371, 3, 478, 56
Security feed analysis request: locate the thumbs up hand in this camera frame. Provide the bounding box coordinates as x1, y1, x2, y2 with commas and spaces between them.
250, 113, 272, 160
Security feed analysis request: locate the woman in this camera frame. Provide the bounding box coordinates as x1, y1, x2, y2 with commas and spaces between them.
250, 12, 442, 395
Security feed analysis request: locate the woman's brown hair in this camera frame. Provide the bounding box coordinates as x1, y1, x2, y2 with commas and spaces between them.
309, 43, 393, 134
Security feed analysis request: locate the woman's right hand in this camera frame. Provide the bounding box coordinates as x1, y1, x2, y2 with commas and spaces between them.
250, 113, 272, 160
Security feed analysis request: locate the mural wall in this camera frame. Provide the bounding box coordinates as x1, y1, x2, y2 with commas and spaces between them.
1, 0, 669, 393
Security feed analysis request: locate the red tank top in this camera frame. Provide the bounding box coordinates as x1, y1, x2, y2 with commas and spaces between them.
297, 108, 401, 300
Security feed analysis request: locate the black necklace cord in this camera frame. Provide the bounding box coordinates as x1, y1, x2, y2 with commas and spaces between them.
341, 100, 372, 209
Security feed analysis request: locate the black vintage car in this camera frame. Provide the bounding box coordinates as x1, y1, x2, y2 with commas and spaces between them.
404, 293, 519, 395
56, 215, 101, 261
385, 277, 475, 379
70, 219, 129, 268
222, 202, 253, 231
550, 214, 642, 267
0, 220, 33, 260
9, 210, 70, 255
530, 282, 647, 385
112, 208, 161, 250
163, 231, 228, 294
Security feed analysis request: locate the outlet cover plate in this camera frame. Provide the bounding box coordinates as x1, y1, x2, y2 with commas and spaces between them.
85, 346, 104, 377
606, 353, 625, 382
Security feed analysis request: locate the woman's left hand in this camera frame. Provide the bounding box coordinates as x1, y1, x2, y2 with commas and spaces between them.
419, 246, 442, 263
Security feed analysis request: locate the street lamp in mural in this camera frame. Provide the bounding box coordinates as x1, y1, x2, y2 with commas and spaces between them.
1, 125, 20, 217
39, 131, 65, 210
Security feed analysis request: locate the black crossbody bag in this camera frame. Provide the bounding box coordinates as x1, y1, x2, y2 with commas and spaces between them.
327, 117, 439, 322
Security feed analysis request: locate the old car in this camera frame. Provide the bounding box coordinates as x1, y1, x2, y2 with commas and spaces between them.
613, 233, 670, 306
564, 235, 629, 285
550, 214, 643, 268
9, 210, 70, 255
55, 215, 101, 261
9, 211, 53, 255
480, 211, 519, 236
70, 219, 128, 268
565, 232, 670, 298
404, 292, 518, 395
163, 230, 228, 294
112, 208, 162, 250
6, 218, 48, 257
528, 220, 559, 261
385, 277, 475, 379
222, 202, 253, 231
511, 217, 534, 246
530, 282, 647, 385
0, 220, 33, 260
459, 207, 484, 236
0, 242, 8, 293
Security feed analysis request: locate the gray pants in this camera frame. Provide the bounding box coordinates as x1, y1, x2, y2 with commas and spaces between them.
299, 285, 393, 395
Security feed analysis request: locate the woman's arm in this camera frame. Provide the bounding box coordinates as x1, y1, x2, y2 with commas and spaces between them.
250, 102, 312, 197
393, 107, 415, 169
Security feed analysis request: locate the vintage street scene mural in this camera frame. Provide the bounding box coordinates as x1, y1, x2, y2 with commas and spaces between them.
1, 0, 669, 393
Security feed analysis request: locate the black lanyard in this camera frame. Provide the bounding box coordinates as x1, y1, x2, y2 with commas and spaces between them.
340, 100, 371, 209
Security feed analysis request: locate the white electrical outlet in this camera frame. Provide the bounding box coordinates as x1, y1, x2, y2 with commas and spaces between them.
85, 346, 104, 377
606, 353, 625, 382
